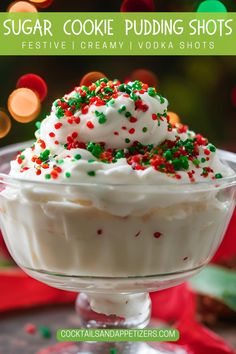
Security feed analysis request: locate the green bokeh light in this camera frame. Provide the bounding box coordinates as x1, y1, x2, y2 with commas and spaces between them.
197, 0, 227, 12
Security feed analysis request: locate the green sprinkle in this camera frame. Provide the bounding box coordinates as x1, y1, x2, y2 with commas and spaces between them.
125, 112, 132, 118
147, 144, 154, 151
201, 158, 206, 163
115, 150, 125, 159
104, 87, 113, 94
81, 85, 89, 92
130, 93, 139, 101
209, 144, 216, 153
142, 127, 148, 133
55, 107, 64, 119
65, 172, 71, 178
148, 87, 156, 97
118, 84, 126, 92
164, 150, 172, 161
57, 159, 64, 165
35, 121, 41, 130
40, 149, 50, 162
215, 173, 223, 179
172, 159, 182, 170
180, 156, 189, 170
19, 155, 25, 160
45, 174, 51, 180
133, 80, 142, 90
125, 138, 130, 144
157, 94, 165, 104
87, 143, 104, 158
98, 116, 107, 124
118, 105, 126, 113
87, 171, 96, 177
74, 154, 82, 160
95, 111, 106, 122
107, 98, 115, 106
88, 159, 95, 163
193, 159, 200, 166
39, 326, 52, 339
99, 78, 109, 84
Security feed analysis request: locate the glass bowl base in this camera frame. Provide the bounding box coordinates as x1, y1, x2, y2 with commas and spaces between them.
36, 341, 188, 354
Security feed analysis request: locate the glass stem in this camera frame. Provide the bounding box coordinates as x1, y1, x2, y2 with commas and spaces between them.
76, 292, 151, 329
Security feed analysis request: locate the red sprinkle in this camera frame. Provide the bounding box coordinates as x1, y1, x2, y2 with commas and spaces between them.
72, 132, 78, 139
204, 149, 211, 156
87, 121, 94, 129
129, 128, 135, 135
51, 170, 58, 179
65, 110, 73, 117
38, 139, 46, 149
152, 114, 157, 121
175, 174, 182, 180
49, 132, 55, 138
54, 123, 62, 130
153, 232, 162, 239
130, 117, 137, 123
114, 131, 119, 136
24, 323, 37, 335
135, 99, 149, 112
82, 105, 89, 114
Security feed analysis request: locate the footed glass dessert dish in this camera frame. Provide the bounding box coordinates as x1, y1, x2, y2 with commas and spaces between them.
0, 142, 235, 354
1, 77, 236, 353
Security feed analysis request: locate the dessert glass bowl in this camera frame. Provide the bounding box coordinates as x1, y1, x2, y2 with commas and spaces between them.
0, 141, 235, 354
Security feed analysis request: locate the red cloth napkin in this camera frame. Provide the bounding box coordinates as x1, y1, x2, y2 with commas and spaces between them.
0, 269, 235, 354
213, 209, 236, 262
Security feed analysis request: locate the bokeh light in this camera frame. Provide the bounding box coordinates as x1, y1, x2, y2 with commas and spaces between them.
167, 111, 181, 125
8, 1, 38, 12
29, 0, 54, 8
17, 74, 48, 102
196, 0, 227, 12
121, 0, 155, 12
80, 71, 107, 87
8, 88, 41, 123
0, 111, 11, 139
129, 69, 158, 88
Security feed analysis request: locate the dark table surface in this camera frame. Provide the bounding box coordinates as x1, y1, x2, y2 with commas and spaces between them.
0, 304, 236, 354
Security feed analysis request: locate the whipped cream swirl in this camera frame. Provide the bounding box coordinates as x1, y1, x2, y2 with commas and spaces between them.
9, 79, 233, 184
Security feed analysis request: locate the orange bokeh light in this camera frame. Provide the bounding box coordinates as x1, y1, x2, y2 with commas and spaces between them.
8, 88, 41, 123
80, 72, 107, 87
29, 0, 54, 8
0, 111, 11, 138
167, 111, 181, 125
8, 1, 38, 12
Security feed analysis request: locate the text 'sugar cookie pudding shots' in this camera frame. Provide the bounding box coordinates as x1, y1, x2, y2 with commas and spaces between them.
0, 78, 235, 284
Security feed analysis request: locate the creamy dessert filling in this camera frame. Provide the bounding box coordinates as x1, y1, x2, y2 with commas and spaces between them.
9, 79, 232, 184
